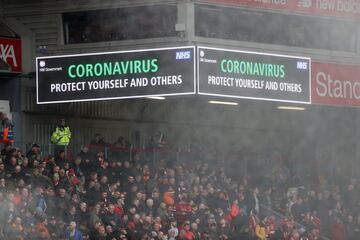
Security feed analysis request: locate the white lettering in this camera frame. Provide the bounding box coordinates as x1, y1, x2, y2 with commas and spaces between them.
0, 44, 17, 67
315, 71, 360, 100
316, 72, 328, 97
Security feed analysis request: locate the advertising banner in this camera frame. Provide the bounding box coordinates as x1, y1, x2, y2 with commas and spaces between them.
36, 46, 196, 104
203, 0, 360, 19
198, 46, 311, 103
0, 37, 22, 73
312, 62, 360, 107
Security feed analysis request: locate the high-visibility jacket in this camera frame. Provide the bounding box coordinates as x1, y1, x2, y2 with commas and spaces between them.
51, 126, 71, 146
255, 225, 266, 240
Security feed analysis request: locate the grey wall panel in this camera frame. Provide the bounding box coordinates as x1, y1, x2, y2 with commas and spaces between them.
3, 0, 180, 17
20, 15, 59, 51
3, 0, 65, 17
3, 0, 182, 56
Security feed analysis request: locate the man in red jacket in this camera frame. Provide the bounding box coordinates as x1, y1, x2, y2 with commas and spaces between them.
330, 216, 345, 240
181, 221, 195, 240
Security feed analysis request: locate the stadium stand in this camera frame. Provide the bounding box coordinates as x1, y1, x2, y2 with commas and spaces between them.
0, 135, 358, 240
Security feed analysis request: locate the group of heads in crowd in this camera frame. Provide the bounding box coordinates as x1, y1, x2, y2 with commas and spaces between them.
0, 137, 359, 240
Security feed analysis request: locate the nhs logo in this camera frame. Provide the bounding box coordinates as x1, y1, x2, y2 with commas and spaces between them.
176, 51, 191, 60
297, 61, 308, 70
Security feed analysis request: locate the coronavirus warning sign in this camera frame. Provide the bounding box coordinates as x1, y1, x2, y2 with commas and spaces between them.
197, 46, 311, 104
36, 46, 195, 104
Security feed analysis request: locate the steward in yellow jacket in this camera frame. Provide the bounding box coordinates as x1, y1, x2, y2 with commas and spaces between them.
51, 119, 71, 146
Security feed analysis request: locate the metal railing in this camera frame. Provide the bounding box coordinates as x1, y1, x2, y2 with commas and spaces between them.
2, 141, 206, 165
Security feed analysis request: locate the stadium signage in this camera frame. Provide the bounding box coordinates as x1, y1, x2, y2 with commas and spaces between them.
204, 0, 360, 19
36, 46, 196, 104
312, 62, 360, 107
0, 37, 22, 73
197, 46, 311, 103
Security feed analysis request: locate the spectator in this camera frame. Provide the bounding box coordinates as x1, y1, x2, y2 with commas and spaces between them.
1, 142, 11, 160
47, 216, 62, 238
0, 112, 13, 129
78, 146, 95, 174
6, 217, 25, 239
0, 112, 14, 143
65, 221, 83, 240
102, 204, 122, 227
113, 136, 129, 149
330, 216, 346, 240
26, 143, 41, 163
50, 118, 71, 155
1, 130, 360, 240
90, 133, 107, 146
35, 217, 51, 239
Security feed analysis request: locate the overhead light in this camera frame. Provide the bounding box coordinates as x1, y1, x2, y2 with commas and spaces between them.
209, 100, 238, 106
277, 106, 306, 111
146, 96, 166, 100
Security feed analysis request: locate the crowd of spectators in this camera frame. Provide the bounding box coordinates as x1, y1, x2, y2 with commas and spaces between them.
0, 135, 359, 240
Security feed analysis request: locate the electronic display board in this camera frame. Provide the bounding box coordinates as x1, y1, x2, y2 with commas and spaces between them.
36, 46, 196, 104
198, 46, 311, 104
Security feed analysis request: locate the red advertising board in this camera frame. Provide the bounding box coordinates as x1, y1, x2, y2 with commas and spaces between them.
203, 0, 360, 19
312, 62, 360, 107
0, 37, 22, 73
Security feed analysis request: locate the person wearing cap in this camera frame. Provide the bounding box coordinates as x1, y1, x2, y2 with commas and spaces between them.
51, 118, 71, 155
